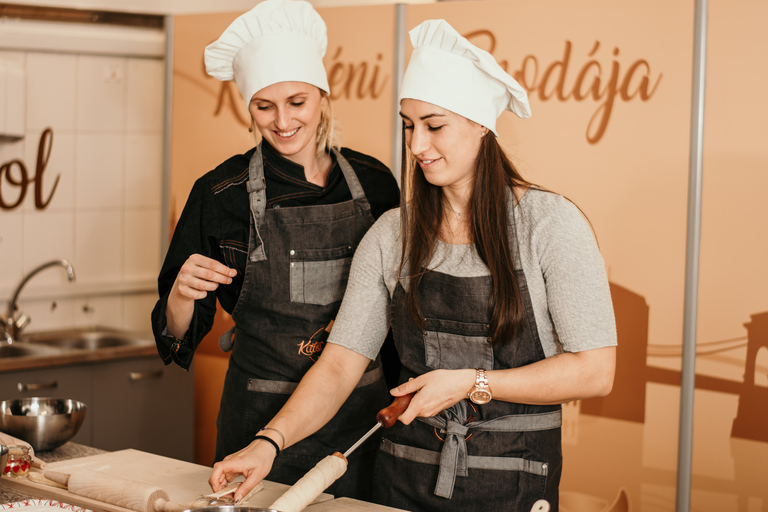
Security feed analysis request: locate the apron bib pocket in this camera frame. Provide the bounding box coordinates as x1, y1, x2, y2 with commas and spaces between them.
423, 318, 493, 370
423, 330, 494, 370
289, 245, 354, 305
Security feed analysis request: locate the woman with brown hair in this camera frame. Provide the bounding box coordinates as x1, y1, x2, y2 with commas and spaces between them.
209, 18, 616, 512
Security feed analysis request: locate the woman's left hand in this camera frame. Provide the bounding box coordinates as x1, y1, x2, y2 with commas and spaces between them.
209, 437, 277, 501
389, 369, 475, 424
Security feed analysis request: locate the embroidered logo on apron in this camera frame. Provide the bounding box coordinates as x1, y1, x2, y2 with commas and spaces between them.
297, 320, 334, 362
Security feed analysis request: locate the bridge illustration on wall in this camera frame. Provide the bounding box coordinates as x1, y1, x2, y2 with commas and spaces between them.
581, 283, 768, 443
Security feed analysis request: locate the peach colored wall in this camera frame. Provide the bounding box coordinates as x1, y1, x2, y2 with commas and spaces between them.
169, 12, 253, 232
318, 4, 395, 168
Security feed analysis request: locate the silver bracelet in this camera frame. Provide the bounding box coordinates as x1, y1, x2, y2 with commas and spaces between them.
260, 427, 285, 450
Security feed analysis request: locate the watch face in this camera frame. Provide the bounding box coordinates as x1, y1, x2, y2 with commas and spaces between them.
470, 389, 492, 405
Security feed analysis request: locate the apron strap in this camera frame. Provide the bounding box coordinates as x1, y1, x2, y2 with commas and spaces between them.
332, 148, 365, 201
246, 365, 384, 393
418, 408, 562, 499
332, 148, 375, 223
246, 145, 268, 262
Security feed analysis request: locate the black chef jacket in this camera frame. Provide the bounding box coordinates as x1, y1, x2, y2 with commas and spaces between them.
151, 141, 400, 369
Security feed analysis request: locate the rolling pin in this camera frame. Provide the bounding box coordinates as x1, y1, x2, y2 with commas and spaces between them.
44, 469, 186, 512
269, 392, 415, 512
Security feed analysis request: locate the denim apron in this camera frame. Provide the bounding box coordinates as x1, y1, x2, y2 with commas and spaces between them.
373, 192, 563, 512
215, 143, 389, 500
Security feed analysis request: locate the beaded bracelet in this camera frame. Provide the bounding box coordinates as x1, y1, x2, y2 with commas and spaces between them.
254, 435, 280, 456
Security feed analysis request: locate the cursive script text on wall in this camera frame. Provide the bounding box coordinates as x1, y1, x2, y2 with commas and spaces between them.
326, 47, 388, 101
0, 128, 59, 211
465, 31, 662, 144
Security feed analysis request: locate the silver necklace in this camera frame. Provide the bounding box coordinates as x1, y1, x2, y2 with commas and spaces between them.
444, 203, 465, 217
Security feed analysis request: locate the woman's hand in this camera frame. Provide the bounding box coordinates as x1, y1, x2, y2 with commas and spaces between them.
166, 254, 236, 339
209, 344, 371, 501
208, 438, 278, 502
389, 369, 475, 424
172, 254, 235, 301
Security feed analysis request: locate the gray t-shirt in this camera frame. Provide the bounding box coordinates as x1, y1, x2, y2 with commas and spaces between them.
328, 188, 617, 360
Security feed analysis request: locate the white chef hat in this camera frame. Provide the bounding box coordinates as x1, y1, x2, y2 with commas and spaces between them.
400, 19, 530, 136
204, 0, 330, 108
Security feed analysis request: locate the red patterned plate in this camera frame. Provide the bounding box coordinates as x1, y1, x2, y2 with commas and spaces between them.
0, 499, 94, 512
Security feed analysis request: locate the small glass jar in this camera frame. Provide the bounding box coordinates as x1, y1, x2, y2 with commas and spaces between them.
4, 445, 32, 478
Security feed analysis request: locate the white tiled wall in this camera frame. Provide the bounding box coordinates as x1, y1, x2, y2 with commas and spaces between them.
0, 48, 164, 334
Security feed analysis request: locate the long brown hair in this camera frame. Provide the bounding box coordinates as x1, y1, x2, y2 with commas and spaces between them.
399, 130, 534, 346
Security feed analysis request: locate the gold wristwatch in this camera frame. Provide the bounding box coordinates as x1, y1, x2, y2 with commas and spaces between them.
468, 368, 492, 405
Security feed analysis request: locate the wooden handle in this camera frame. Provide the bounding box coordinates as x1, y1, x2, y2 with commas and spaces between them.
65, 469, 171, 512
376, 392, 415, 428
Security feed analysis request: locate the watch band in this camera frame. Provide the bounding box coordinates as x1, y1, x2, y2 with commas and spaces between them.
468, 368, 492, 405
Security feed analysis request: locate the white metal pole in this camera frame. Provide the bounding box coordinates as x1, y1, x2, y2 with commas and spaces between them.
160, 15, 174, 261
676, 0, 708, 510
391, 3, 406, 185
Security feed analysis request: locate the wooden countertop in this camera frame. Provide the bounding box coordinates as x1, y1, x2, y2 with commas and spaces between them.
1, 447, 408, 511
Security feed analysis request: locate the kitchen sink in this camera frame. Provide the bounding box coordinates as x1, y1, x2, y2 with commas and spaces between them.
0, 326, 157, 371
0, 344, 57, 358
21, 328, 150, 350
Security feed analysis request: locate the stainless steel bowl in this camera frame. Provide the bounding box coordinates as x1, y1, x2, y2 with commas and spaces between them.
0, 398, 87, 452
0, 444, 8, 478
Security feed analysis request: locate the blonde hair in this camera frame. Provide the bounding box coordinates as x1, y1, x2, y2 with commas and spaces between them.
316, 91, 340, 159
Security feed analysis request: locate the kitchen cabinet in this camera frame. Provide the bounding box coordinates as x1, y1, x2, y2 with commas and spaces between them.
91, 357, 193, 461
0, 356, 193, 461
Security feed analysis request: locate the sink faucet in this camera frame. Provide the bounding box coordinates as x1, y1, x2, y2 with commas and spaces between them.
2, 258, 76, 343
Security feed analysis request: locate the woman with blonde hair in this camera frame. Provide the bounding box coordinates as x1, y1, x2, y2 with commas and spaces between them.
208, 18, 616, 511
151, 0, 399, 500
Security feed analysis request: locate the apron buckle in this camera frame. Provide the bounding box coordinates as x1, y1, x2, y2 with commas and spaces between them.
246, 176, 265, 193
